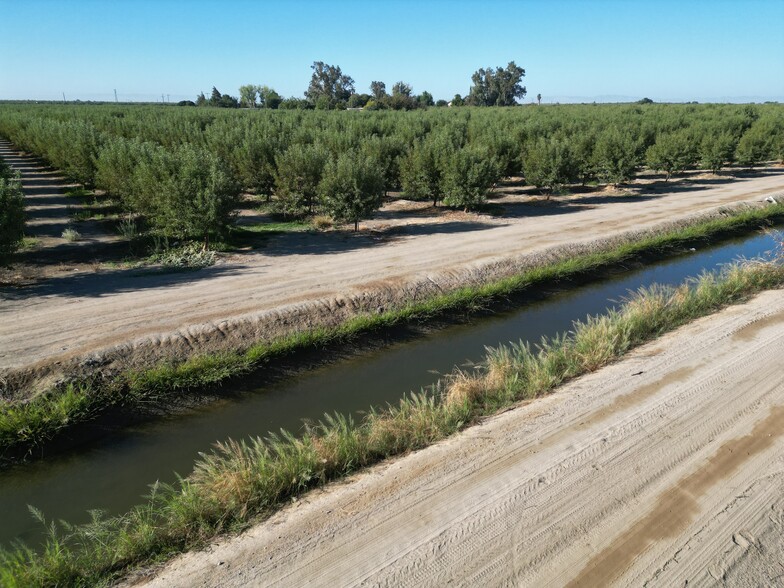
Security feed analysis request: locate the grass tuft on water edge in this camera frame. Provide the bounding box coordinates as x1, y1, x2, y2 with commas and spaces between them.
1, 256, 783, 586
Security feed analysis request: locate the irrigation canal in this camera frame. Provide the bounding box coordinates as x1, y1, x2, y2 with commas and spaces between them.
1, 227, 782, 549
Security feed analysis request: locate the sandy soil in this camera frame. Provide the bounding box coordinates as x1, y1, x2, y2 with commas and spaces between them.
2, 143, 784, 394
128, 289, 784, 587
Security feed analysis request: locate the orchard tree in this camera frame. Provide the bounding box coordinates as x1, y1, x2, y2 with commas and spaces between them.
522, 136, 578, 198
362, 135, 406, 195
149, 145, 240, 248
736, 122, 776, 167
699, 132, 737, 173
305, 61, 355, 107
467, 61, 526, 106
646, 130, 697, 180
230, 133, 278, 197
0, 174, 25, 258
239, 84, 258, 108
593, 128, 639, 185
95, 136, 157, 206
274, 143, 329, 217
400, 137, 450, 206
318, 153, 384, 231
64, 120, 102, 187
572, 131, 597, 185
441, 146, 500, 210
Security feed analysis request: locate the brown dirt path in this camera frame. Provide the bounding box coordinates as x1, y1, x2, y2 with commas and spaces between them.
130, 289, 784, 588
1, 153, 783, 392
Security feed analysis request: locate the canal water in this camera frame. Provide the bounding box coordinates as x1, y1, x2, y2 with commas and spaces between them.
1, 227, 781, 548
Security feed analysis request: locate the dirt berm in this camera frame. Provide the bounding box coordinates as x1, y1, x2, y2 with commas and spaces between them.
2, 167, 784, 396
127, 288, 784, 587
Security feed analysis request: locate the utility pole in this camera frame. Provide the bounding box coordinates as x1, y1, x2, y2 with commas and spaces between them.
62, 92, 66, 104
161, 93, 165, 103
167, 94, 170, 103
114, 89, 118, 103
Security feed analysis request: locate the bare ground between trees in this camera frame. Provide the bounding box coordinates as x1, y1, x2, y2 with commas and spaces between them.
1, 145, 784, 396
125, 289, 784, 587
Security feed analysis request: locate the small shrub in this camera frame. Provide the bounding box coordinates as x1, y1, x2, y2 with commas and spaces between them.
61, 228, 81, 242
117, 218, 138, 240
312, 215, 333, 230
149, 243, 217, 268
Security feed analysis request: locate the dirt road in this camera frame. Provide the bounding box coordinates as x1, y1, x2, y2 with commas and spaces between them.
2, 144, 784, 390
133, 289, 784, 587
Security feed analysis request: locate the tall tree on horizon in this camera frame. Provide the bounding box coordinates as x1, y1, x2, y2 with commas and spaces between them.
467, 61, 526, 106
370, 81, 387, 100
305, 61, 355, 107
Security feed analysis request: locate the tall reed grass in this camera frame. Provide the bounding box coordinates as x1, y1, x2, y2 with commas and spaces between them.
1, 256, 782, 587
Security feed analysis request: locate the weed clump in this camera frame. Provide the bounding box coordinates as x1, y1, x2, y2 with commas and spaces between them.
61, 228, 81, 242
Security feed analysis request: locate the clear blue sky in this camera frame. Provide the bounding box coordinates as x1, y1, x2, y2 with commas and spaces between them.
1, 0, 782, 103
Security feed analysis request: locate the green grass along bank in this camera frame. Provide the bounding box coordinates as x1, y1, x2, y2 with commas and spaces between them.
2, 244, 783, 586
1, 202, 783, 464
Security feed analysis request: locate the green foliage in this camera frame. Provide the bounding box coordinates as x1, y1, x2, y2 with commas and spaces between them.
370, 81, 387, 100
699, 132, 737, 173
274, 143, 329, 217
305, 61, 355, 107
0, 174, 25, 257
593, 128, 639, 184
94, 136, 158, 208
468, 61, 526, 106
208, 87, 239, 108
441, 146, 499, 210
258, 85, 283, 109
146, 146, 240, 245
735, 117, 781, 166
347, 93, 369, 109
318, 153, 384, 230
362, 135, 405, 194
400, 137, 449, 206
522, 136, 578, 194
238, 84, 258, 108
2, 100, 784, 246
646, 130, 698, 179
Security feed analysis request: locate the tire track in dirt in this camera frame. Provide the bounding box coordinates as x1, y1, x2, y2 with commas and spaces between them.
129, 289, 784, 588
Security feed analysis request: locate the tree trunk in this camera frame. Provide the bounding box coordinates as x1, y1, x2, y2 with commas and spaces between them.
354, 219, 358, 232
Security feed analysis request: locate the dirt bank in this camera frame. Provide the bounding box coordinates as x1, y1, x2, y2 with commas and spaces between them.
128, 288, 784, 587
2, 143, 784, 394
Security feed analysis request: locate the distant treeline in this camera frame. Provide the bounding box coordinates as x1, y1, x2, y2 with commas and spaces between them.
0, 102, 781, 244
194, 60, 528, 111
